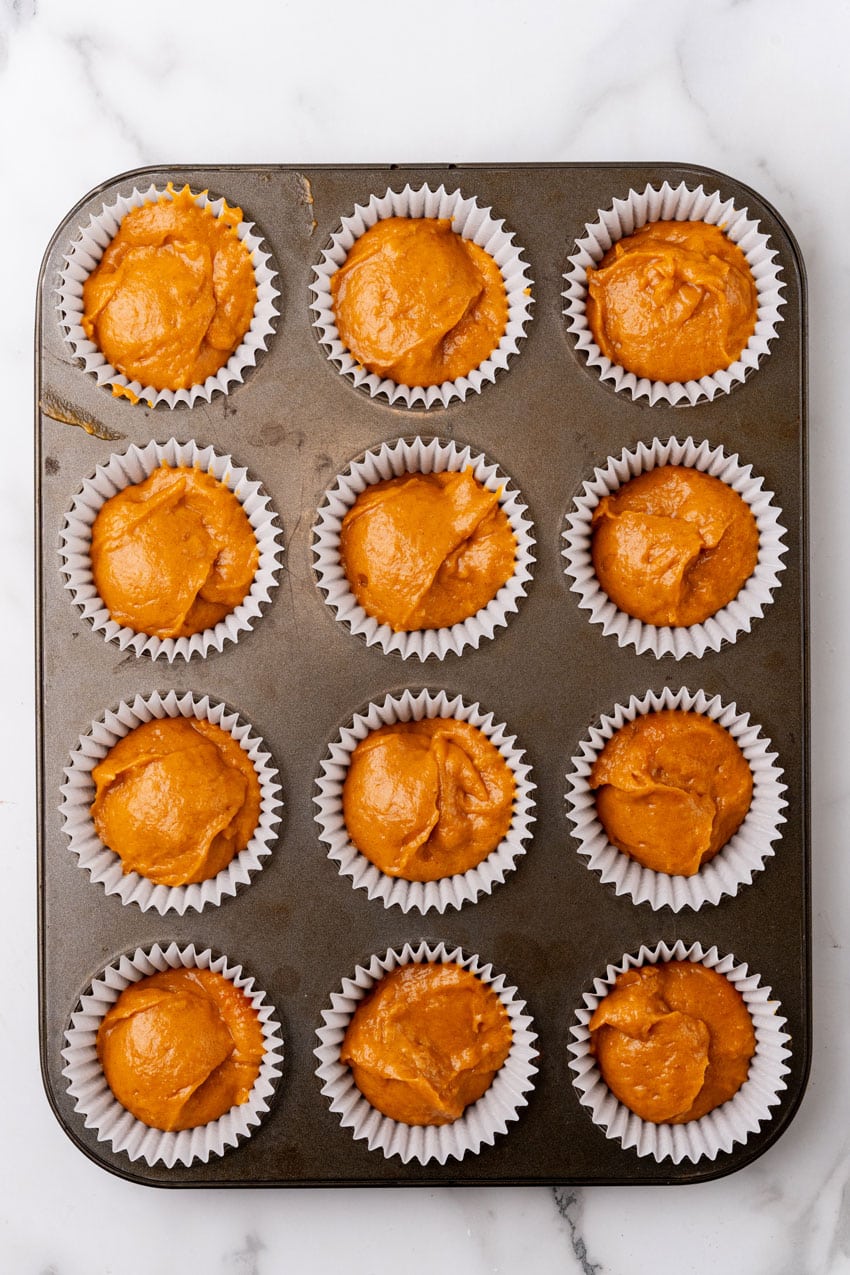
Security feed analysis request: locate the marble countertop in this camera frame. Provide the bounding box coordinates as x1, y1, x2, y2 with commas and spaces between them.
2, 1, 846, 1271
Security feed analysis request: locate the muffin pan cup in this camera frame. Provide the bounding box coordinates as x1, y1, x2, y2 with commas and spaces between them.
562, 179, 786, 406
61, 690, 283, 915
310, 182, 534, 409
58, 181, 280, 409
312, 435, 536, 661
567, 940, 792, 1164
61, 942, 284, 1168
566, 686, 787, 913
561, 435, 788, 660
314, 941, 539, 1165
314, 687, 536, 914
60, 437, 285, 662
37, 163, 809, 1187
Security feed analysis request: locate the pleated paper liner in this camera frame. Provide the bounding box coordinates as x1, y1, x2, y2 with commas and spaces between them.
314, 941, 538, 1165
566, 686, 786, 912
561, 435, 787, 659
313, 435, 535, 661
62, 943, 283, 1168
568, 940, 791, 1164
314, 688, 535, 914
61, 690, 283, 915
310, 182, 533, 408
60, 437, 283, 661
563, 179, 785, 406
57, 182, 279, 408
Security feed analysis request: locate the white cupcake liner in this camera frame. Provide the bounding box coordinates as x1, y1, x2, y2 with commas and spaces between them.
313, 436, 535, 661
61, 690, 283, 915
314, 688, 535, 914
563, 179, 785, 406
566, 686, 786, 912
568, 940, 791, 1164
57, 182, 279, 408
562, 435, 787, 659
314, 941, 538, 1164
310, 183, 534, 408
59, 437, 284, 661
62, 942, 284, 1168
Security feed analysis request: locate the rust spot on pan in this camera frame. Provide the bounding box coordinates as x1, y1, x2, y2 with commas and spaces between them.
295, 172, 318, 236
40, 393, 125, 442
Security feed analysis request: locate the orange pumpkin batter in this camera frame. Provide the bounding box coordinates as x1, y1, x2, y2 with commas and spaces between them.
589, 961, 755, 1123
591, 465, 759, 628
91, 465, 259, 639
82, 185, 256, 391
590, 710, 753, 876
586, 220, 758, 383
340, 469, 516, 631
341, 963, 513, 1125
343, 718, 515, 881
97, 967, 265, 1131
331, 217, 507, 386
91, 716, 261, 887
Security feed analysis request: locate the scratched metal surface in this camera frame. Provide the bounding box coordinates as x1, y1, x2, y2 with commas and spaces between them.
35, 163, 809, 1186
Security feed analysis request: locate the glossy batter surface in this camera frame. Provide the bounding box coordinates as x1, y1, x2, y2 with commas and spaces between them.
82, 185, 257, 391
91, 465, 259, 639
591, 465, 759, 627
340, 469, 516, 631
590, 710, 753, 876
340, 963, 513, 1125
586, 220, 758, 382
96, 967, 265, 1131
331, 217, 507, 386
343, 718, 515, 881
91, 717, 261, 887
589, 962, 755, 1123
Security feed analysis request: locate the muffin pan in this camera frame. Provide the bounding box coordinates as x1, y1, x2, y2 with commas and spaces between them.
36, 163, 809, 1186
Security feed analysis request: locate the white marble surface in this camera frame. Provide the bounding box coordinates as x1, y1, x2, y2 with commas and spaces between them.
1, 0, 847, 1270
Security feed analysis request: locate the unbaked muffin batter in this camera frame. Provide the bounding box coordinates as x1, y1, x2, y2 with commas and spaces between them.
91, 716, 261, 887
591, 465, 759, 628
340, 468, 515, 631
82, 185, 256, 391
590, 710, 753, 876
343, 717, 515, 881
341, 963, 512, 1125
589, 961, 755, 1123
97, 967, 264, 1131
91, 465, 259, 639
586, 220, 757, 383
331, 217, 507, 386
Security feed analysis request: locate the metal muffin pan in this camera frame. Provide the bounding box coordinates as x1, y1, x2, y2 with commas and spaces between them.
36, 163, 810, 1186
